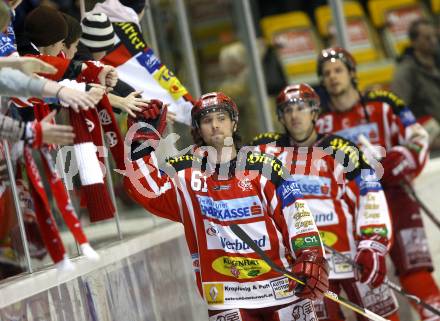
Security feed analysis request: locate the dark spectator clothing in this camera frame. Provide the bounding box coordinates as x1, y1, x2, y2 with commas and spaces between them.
391, 47, 440, 122
263, 46, 287, 96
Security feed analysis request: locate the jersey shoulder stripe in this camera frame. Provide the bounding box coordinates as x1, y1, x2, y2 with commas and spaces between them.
242, 152, 286, 187
250, 132, 283, 146
166, 153, 201, 172
318, 134, 371, 181
365, 89, 417, 127
364, 89, 405, 113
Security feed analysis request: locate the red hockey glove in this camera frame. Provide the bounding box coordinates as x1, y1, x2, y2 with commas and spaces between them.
127, 99, 167, 141
127, 99, 167, 159
380, 147, 414, 186
288, 250, 329, 300
354, 240, 387, 288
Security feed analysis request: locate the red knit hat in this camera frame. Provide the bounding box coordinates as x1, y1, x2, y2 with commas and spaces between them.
24, 6, 68, 47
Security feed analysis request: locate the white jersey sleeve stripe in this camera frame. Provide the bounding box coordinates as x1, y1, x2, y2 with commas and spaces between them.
136, 158, 160, 194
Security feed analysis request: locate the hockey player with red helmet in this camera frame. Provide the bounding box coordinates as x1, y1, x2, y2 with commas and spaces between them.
252, 83, 399, 320
316, 47, 438, 321
121, 93, 329, 320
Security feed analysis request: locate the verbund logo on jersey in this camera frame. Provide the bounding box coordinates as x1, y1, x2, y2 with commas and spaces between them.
314, 212, 337, 226
220, 235, 267, 251
204, 221, 271, 253
293, 175, 331, 196
197, 195, 263, 221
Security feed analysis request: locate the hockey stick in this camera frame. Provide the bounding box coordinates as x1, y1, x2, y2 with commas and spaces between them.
357, 134, 440, 230
229, 224, 389, 321
404, 183, 440, 230
324, 244, 440, 317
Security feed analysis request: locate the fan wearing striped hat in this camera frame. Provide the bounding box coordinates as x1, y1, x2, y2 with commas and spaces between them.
80, 12, 116, 61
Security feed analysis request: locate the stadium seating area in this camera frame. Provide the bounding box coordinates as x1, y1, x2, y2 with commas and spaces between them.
260, 0, 439, 91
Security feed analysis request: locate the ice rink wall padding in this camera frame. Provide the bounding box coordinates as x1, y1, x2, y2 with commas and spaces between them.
0, 223, 209, 321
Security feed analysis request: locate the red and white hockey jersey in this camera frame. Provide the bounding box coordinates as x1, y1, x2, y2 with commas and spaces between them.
316, 90, 429, 179
252, 133, 392, 280
123, 150, 324, 310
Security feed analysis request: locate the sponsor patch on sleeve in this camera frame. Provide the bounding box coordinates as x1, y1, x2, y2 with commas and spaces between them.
277, 181, 303, 208
291, 233, 322, 252
356, 176, 382, 195
360, 224, 388, 238
398, 107, 417, 127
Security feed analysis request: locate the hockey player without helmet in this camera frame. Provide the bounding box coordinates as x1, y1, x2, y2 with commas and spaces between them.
276, 83, 320, 116
317, 47, 357, 77
191, 92, 239, 128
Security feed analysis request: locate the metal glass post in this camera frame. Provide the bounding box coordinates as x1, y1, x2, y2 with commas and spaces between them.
329, 0, 349, 49
174, 0, 202, 98
238, 0, 274, 132
143, 0, 161, 56
3, 140, 33, 273
101, 141, 123, 240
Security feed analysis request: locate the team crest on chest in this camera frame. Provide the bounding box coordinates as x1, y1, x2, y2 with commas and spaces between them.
238, 178, 253, 191
313, 159, 328, 172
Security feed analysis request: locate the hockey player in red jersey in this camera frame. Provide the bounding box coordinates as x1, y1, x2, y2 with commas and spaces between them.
122, 93, 329, 320
316, 47, 439, 321
252, 83, 399, 321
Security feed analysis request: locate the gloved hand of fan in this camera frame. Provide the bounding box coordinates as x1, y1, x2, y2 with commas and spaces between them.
127, 99, 167, 159
380, 147, 414, 186
288, 250, 329, 300
354, 239, 387, 288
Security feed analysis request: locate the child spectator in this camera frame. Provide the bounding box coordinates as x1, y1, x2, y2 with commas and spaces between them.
61, 13, 82, 59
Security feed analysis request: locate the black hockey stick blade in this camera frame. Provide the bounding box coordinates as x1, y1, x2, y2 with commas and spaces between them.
324, 244, 440, 317
229, 224, 389, 321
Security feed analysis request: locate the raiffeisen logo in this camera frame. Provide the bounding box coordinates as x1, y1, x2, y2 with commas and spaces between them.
197, 195, 263, 221
220, 235, 266, 251
293, 175, 331, 196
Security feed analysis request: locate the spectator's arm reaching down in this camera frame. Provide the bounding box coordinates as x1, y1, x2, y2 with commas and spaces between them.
30, 55, 118, 92
0, 67, 100, 111
0, 67, 48, 97
108, 91, 145, 117
27, 110, 75, 146
0, 57, 57, 75
0, 110, 74, 146
44, 79, 102, 112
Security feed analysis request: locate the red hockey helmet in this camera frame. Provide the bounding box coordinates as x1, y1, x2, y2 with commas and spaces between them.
317, 47, 357, 77
276, 83, 320, 116
191, 92, 239, 128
